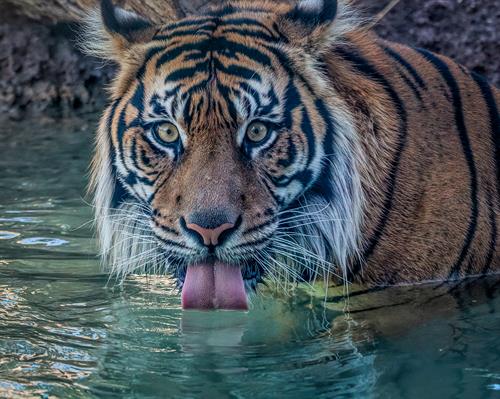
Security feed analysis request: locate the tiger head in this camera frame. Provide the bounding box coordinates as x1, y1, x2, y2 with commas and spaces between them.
84, 0, 364, 310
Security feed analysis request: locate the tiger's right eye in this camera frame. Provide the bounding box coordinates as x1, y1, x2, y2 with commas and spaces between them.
154, 122, 180, 145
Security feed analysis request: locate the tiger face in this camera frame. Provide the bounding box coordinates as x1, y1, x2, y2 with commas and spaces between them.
86, 0, 363, 310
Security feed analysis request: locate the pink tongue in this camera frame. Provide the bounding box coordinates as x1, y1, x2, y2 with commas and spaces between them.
181, 262, 248, 310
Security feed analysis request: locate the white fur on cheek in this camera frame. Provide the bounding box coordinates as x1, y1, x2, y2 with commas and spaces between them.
270, 108, 364, 288
90, 110, 160, 279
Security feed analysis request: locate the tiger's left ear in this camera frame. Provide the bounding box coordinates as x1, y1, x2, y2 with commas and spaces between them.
279, 0, 350, 54
81, 0, 156, 64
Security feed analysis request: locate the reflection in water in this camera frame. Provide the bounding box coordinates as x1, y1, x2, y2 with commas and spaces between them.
87, 278, 377, 399
0, 117, 499, 398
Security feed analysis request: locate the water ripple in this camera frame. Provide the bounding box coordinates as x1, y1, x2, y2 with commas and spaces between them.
0, 231, 20, 240
0, 217, 41, 224
17, 237, 69, 247
1, 117, 500, 398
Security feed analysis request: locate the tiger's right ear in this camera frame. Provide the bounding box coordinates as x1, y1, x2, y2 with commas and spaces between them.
81, 0, 156, 63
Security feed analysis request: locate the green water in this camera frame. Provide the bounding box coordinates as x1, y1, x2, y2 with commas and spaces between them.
0, 117, 499, 399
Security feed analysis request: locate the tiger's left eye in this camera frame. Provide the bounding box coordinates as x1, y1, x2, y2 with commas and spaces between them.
155, 122, 179, 144
246, 122, 269, 143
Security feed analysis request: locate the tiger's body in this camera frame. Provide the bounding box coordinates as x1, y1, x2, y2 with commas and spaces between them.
84, 0, 499, 309
333, 34, 499, 285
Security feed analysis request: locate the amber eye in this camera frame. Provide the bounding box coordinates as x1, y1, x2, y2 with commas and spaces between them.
155, 122, 179, 144
246, 122, 269, 143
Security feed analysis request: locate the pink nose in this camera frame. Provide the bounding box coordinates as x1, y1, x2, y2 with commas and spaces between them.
185, 222, 235, 246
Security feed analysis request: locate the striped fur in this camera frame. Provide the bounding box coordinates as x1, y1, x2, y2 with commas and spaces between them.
85, 0, 499, 291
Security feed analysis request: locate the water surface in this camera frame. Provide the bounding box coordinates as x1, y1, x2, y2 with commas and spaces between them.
0, 117, 499, 398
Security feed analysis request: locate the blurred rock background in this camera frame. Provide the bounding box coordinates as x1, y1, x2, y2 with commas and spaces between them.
0, 0, 498, 121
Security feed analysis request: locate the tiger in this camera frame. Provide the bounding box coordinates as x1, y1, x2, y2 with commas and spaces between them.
82, 0, 500, 310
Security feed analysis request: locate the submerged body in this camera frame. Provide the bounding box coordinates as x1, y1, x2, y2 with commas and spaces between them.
85, 0, 500, 309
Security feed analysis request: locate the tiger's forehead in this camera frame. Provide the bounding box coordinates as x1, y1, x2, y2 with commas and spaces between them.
136, 10, 291, 129
155, 1, 290, 38
155, 7, 282, 43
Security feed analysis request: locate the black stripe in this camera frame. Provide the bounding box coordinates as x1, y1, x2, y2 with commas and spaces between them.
216, 37, 273, 67
149, 94, 169, 118
383, 46, 426, 102
213, 58, 261, 81
220, 28, 276, 42
335, 47, 408, 278
417, 48, 479, 278
166, 64, 207, 81
239, 82, 262, 107
129, 137, 160, 179
299, 97, 316, 166
258, 86, 280, 116
470, 72, 499, 275
309, 98, 336, 200
243, 217, 277, 236
219, 18, 277, 38
156, 237, 191, 250
471, 72, 500, 200
154, 22, 217, 41
128, 82, 145, 120
265, 76, 316, 189
149, 172, 172, 206
159, 17, 213, 32
123, 170, 152, 187
114, 100, 138, 199
156, 40, 211, 68
269, 46, 316, 95
137, 46, 165, 80
108, 100, 131, 208
158, 37, 273, 70
182, 51, 208, 63
395, 67, 423, 103
155, 28, 215, 42
482, 189, 497, 274
154, 222, 180, 237
214, 81, 238, 123
261, 178, 282, 206
384, 46, 426, 89
116, 83, 144, 173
